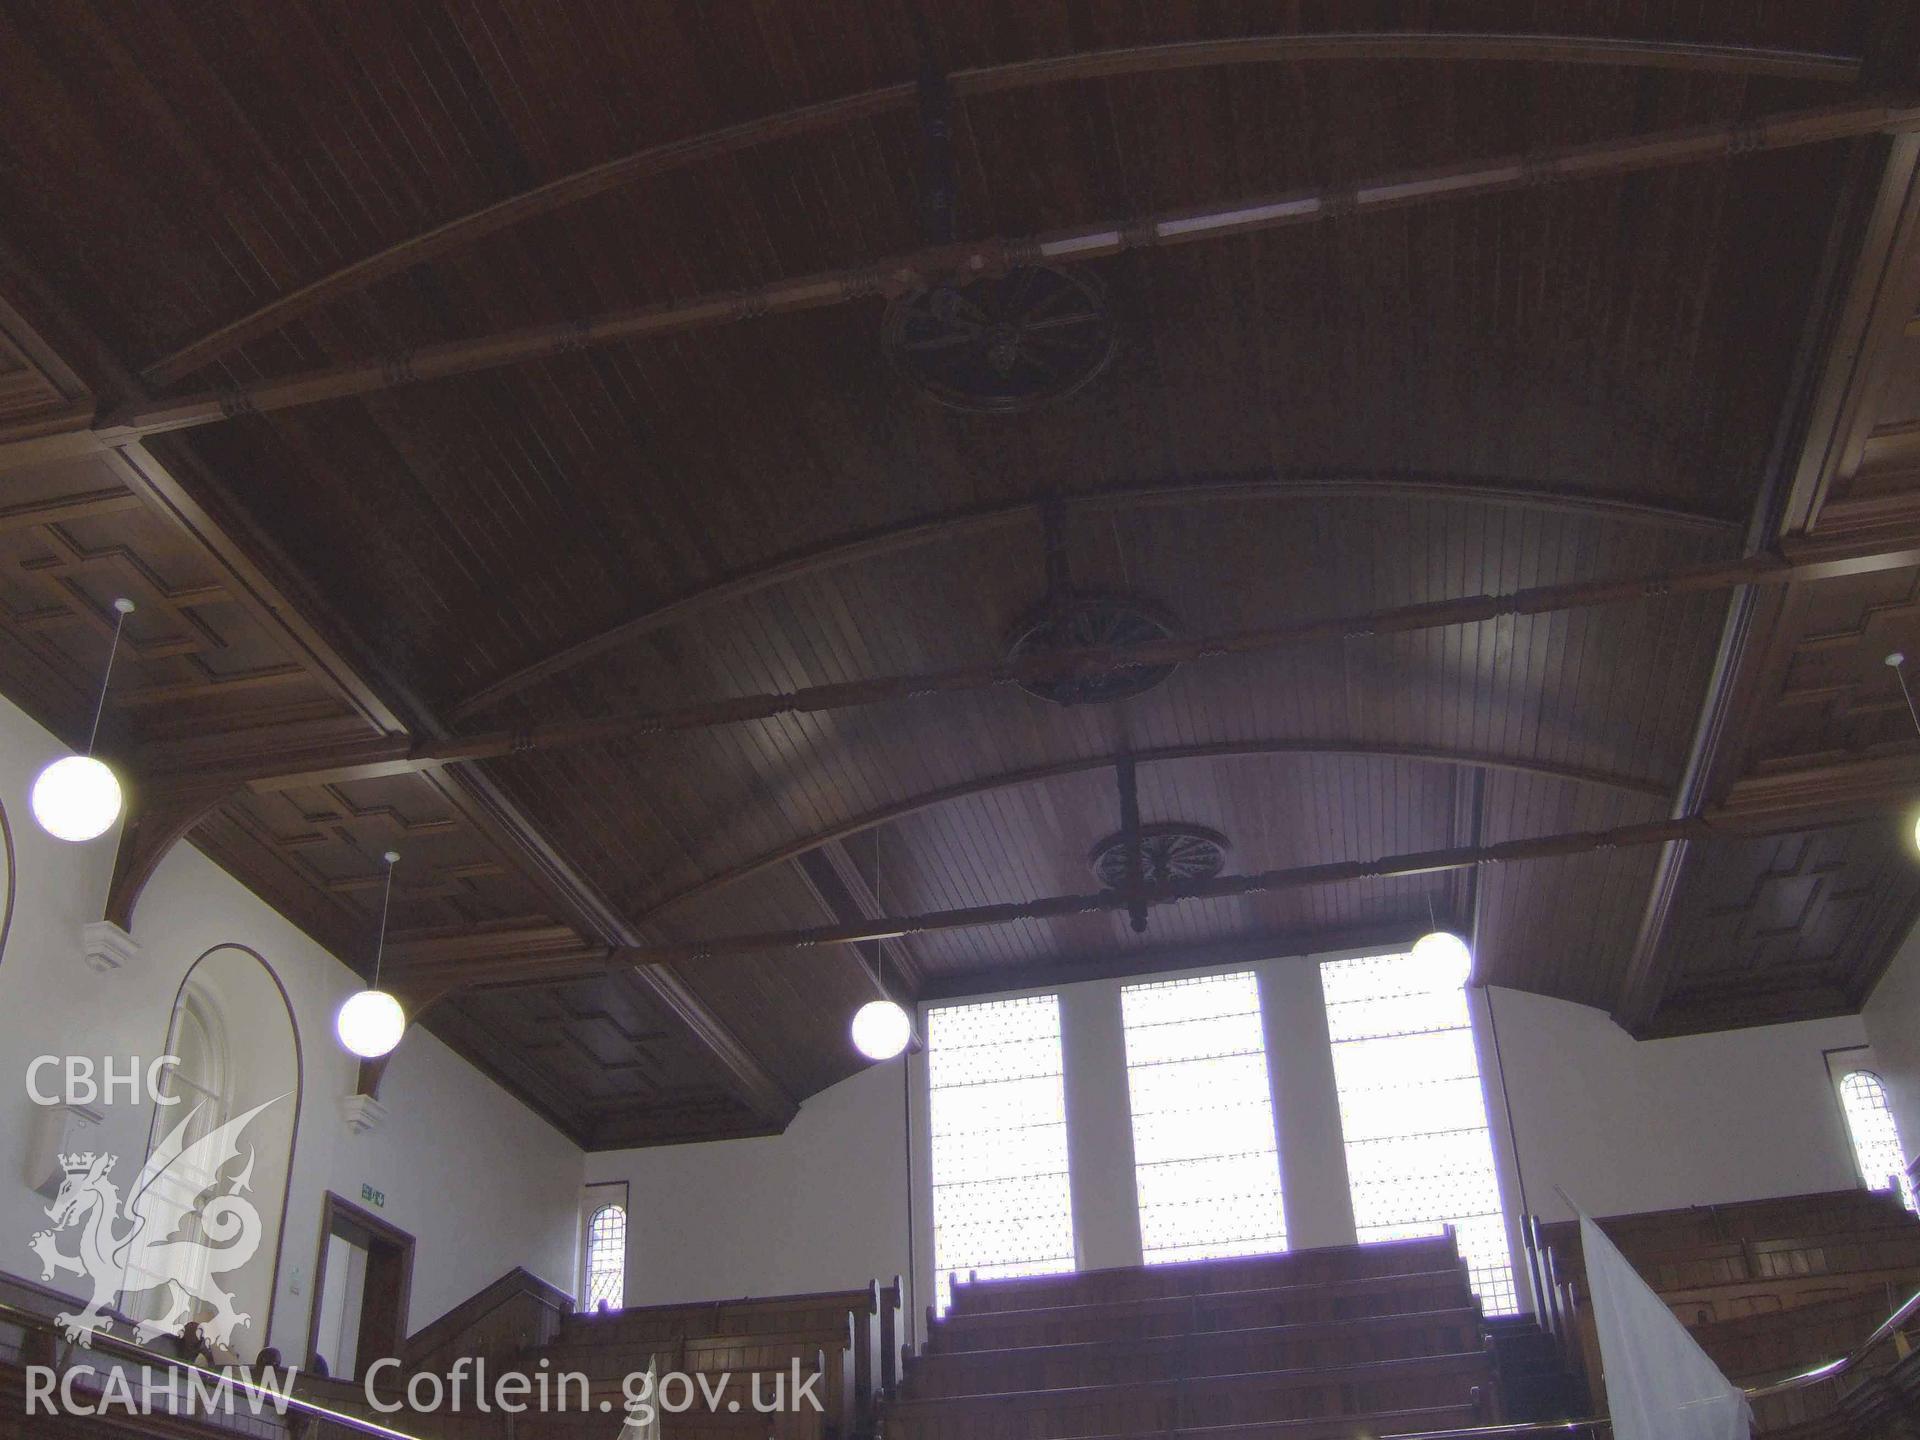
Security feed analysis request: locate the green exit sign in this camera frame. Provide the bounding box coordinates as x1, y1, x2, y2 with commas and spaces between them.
361, 1183, 386, 1209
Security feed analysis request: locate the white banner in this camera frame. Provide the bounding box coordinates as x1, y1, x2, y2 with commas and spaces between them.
1581, 1211, 1751, 1440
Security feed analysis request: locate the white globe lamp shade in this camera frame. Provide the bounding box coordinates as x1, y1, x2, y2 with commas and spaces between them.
1912, 813, 1920, 854
31, 754, 123, 842
1412, 929, 1473, 988
851, 999, 912, 1060
336, 989, 406, 1059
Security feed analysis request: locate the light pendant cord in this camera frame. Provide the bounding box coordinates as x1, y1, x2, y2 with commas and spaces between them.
879, 830, 918, 1354
875, 831, 890, 1001
85, 600, 134, 756
902, 1042, 917, 1354
371, 850, 399, 989
1890, 653, 1920, 736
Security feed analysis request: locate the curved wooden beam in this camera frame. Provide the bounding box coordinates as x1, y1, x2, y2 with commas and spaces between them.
450, 473, 1735, 719
84, 100, 1912, 460
393, 812, 1726, 990
104, 786, 234, 931
163, 546, 1830, 795
73, 100, 1906, 455
638, 738, 1672, 922
140, 33, 1860, 384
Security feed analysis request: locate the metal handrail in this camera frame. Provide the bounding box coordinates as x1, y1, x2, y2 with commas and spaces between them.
10, 1276, 1909, 1440
1740, 1284, 1920, 1399
1376, 1282, 1920, 1440
0, 1298, 428, 1439
1382, 1422, 1610, 1439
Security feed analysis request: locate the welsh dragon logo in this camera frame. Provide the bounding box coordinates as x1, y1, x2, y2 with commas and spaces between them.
29, 1096, 283, 1348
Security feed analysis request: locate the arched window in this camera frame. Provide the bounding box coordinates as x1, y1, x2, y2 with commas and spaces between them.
167, 989, 229, 1132
1839, 1070, 1916, 1212
129, 986, 233, 1325
129, 945, 302, 1352
584, 1204, 627, 1311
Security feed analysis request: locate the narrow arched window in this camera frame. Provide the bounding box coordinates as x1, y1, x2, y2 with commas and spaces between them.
129, 986, 236, 1330
584, 1203, 627, 1310
1839, 1071, 1916, 1213
167, 991, 228, 1132
132, 946, 300, 1350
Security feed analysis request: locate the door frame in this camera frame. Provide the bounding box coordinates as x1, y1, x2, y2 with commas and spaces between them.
307, 1192, 416, 1374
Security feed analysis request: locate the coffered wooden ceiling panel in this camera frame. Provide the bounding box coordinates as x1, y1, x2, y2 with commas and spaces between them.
1, 2, 1916, 1144
200, 775, 559, 940
428, 972, 774, 1148
0, 455, 366, 745
641, 865, 895, 1103
1646, 820, 1920, 1036
1737, 563, 1920, 775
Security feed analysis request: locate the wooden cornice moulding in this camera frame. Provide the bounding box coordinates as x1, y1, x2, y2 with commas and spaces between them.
383, 925, 610, 989
132, 714, 406, 781
0, 292, 91, 440
1716, 751, 1920, 830
1795, 485, 1920, 550
383, 923, 595, 966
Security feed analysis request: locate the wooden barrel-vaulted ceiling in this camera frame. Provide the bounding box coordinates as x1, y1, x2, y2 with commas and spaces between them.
2, 3, 1919, 1145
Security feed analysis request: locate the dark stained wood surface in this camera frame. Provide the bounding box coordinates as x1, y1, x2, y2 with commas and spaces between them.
0, 3, 1917, 1142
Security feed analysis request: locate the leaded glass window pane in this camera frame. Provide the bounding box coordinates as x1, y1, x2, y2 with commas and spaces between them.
1839, 1070, 1917, 1212
928, 995, 1075, 1312
1122, 972, 1287, 1264
585, 1204, 626, 1310
1320, 951, 1518, 1315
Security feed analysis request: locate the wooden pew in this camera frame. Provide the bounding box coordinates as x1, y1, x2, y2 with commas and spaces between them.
1538, 1194, 1920, 1327
927, 1270, 1476, 1353
1531, 1190, 1920, 1428
907, 1308, 1485, 1396
1688, 1287, 1898, 1384
946, 1237, 1461, 1314
562, 1287, 877, 1345
882, 1353, 1492, 1440
1535, 1190, 1913, 1279
554, 1285, 878, 1439
1066, 1406, 1488, 1440
886, 1237, 1500, 1440
401, 1268, 573, 1383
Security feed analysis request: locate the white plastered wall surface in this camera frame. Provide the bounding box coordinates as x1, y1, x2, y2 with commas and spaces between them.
1864, 917, 1920, 1176
0, 691, 585, 1361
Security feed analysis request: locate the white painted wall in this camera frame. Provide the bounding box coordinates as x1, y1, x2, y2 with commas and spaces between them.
0, 692, 585, 1361
1864, 919, 1920, 1170
587, 1054, 912, 1309
1482, 986, 1867, 1222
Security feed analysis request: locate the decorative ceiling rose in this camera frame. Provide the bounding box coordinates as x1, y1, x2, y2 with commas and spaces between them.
882, 265, 1116, 412
1090, 823, 1230, 890
1005, 592, 1180, 706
